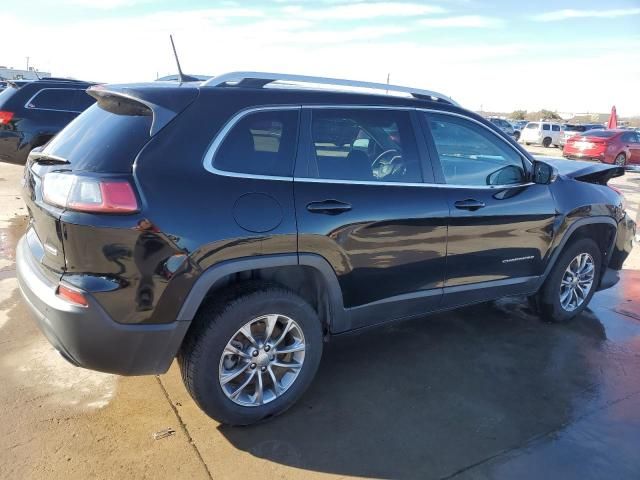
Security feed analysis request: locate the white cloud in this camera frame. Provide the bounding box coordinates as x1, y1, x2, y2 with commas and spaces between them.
418, 15, 503, 28
533, 8, 640, 21
63, 0, 151, 9
1, 8, 638, 115
291, 2, 446, 20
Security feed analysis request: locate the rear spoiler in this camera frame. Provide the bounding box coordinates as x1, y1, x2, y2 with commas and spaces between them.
87, 84, 199, 136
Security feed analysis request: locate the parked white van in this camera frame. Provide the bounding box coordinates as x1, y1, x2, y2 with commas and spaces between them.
520, 122, 563, 148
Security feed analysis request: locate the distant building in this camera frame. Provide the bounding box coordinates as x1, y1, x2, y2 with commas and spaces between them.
0, 66, 51, 81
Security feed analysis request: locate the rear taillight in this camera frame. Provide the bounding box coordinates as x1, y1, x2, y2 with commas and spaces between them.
42, 172, 139, 213
0, 111, 14, 125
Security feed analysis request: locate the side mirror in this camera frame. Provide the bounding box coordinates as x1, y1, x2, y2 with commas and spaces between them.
532, 160, 558, 184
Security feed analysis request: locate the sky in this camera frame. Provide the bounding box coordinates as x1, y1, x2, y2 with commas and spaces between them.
1, 0, 639, 115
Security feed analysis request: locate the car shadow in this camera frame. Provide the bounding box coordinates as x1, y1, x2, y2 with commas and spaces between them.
219, 298, 607, 480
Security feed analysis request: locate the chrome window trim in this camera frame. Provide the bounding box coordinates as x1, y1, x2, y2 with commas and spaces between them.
202, 104, 534, 189
295, 177, 535, 190
23, 87, 85, 114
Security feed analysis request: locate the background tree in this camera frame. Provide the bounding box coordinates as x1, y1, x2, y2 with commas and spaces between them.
509, 110, 527, 120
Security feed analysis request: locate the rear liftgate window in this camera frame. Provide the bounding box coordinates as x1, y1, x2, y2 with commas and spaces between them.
42, 97, 153, 172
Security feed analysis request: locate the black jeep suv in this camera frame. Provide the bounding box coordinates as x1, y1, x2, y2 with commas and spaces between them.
17, 73, 635, 425
0, 77, 96, 164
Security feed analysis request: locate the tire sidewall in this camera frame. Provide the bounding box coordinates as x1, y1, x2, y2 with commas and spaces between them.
186, 289, 323, 425
539, 238, 602, 322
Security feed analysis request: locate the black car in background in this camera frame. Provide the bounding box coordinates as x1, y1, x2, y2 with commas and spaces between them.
0, 78, 96, 164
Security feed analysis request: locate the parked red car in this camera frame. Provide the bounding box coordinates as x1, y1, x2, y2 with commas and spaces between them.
563, 129, 640, 166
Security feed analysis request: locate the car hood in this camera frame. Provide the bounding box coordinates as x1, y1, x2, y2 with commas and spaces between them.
535, 156, 624, 184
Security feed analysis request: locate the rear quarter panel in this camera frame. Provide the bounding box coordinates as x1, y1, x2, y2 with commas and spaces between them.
545, 176, 624, 269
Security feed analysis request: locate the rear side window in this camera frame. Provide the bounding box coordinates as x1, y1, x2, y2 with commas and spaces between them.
552, 125, 560, 131
426, 113, 526, 186
74, 90, 96, 111
42, 102, 152, 172
214, 110, 299, 177
309, 109, 421, 183
27, 88, 79, 111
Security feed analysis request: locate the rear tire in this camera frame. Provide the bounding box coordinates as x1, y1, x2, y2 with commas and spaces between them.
615, 153, 626, 166
179, 284, 323, 425
525, 142, 531, 146
535, 238, 601, 323
542, 137, 552, 148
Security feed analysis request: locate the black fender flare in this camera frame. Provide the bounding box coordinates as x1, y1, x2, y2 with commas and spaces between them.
539, 215, 617, 285
176, 253, 348, 333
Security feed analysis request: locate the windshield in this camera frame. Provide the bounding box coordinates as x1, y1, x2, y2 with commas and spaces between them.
526, 123, 538, 129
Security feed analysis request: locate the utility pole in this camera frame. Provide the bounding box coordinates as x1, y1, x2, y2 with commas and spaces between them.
26, 56, 29, 70
386, 73, 390, 94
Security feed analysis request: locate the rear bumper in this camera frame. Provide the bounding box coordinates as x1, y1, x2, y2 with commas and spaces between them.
16, 235, 190, 375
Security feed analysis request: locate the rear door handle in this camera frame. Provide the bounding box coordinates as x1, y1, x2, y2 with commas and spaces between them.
306, 200, 352, 215
454, 199, 485, 211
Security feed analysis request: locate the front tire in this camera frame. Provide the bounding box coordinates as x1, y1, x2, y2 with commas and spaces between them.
179, 285, 323, 425
535, 238, 601, 323
614, 153, 626, 167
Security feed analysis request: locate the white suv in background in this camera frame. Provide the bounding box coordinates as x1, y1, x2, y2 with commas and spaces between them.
520, 122, 563, 148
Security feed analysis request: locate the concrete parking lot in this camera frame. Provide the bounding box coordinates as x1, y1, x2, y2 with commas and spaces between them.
1, 148, 639, 480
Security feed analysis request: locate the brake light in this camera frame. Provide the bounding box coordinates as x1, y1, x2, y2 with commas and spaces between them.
56, 284, 88, 307
42, 172, 139, 213
0, 111, 14, 125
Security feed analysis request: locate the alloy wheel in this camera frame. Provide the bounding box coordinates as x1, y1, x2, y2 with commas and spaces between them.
615, 154, 626, 167
559, 253, 595, 312
218, 314, 306, 407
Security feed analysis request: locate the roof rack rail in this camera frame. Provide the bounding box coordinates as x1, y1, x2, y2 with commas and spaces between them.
202, 71, 459, 106
39, 77, 87, 82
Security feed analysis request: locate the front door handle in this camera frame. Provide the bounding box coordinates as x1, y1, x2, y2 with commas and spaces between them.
306, 200, 352, 215
454, 199, 486, 211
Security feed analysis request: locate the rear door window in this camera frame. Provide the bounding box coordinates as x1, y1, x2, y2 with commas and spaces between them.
27, 88, 79, 112
542, 124, 550, 131
214, 109, 299, 177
